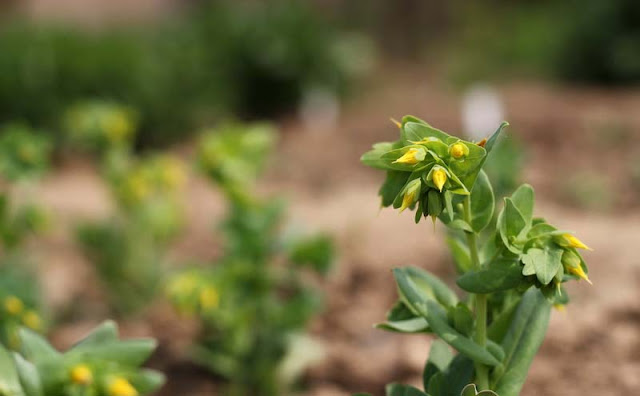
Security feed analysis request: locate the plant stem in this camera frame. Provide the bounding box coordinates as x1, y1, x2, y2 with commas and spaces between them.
463, 196, 490, 390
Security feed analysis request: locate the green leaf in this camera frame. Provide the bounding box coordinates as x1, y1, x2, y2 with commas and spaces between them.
424, 301, 500, 367
376, 317, 430, 333
448, 303, 474, 337
521, 247, 563, 285
470, 171, 494, 233
71, 320, 119, 350
423, 340, 453, 390
0, 344, 25, 396
509, 184, 534, 227
493, 288, 551, 396
361, 142, 396, 169
68, 339, 157, 367
456, 259, 524, 294
13, 353, 42, 396
446, 237, 472, 274
497, 199, 526, 253
484, 122, 509, 154
448, 219, 473, 233
487, 299, 520, 343
402, 122, 450, 143
129, 369, 166, 394
404, 267, 459, 308
440, 354, 474, 396
386, 383, 430, 396
18, 328, 60, 366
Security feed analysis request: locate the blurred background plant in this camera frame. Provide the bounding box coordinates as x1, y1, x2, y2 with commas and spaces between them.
166, 123, 334, 396
0, 0, 367, 149
0, 124, 51, 349
68, 101, 186, 315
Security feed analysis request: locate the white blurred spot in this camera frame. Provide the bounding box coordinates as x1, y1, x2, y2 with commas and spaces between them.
299, 87, 340, 134
461, 84, 504, 141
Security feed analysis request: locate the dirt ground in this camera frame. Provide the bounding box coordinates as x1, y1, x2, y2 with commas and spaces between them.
30, 72, 640, 395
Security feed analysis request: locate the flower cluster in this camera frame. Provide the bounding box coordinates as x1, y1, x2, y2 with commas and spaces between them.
361, 116, 497, 223
166, 270, 220, 317
1, 294, 42, 348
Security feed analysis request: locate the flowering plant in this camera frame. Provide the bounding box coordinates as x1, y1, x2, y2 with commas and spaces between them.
167, 123, 333, 396
358, 116, 591, 396
0, 320, 163, 396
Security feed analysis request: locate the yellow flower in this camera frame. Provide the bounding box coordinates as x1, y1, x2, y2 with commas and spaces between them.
392, 147, 426, 165
399, 179, 421, 213
108, 378, 138, 396
553, 304, 566, 312
431, 168, 447, 192
4, 296, 23, 315
562, 250, 592, 285
449, 142, 468, 159
22, 310, 42, 330
70, 364, 93, 385
557, 233, 592, 250
199, 287, 219, 310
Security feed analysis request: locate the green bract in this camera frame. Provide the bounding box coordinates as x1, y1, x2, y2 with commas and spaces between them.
356, 116, 591, 396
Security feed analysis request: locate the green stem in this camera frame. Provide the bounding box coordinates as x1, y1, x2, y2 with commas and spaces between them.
463, 196, 490, 390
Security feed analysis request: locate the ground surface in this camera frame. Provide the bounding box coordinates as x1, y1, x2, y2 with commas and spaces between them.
29, 72, 640, 395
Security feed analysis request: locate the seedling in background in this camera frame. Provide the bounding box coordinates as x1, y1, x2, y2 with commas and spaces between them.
167, 123, 334, 396
358, 116, 592, 396
66, 101, 186, 314
0, 124, 51, 348
0, 320, 164, 396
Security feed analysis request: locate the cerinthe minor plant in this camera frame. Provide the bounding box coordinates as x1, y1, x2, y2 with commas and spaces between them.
357, 116, 592, 396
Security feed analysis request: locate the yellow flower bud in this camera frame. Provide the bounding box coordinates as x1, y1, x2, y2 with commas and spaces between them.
70, 364, 93, 385
108, 378, 138, 396
431, 168, 447, 192
199, 287, 219, 310
4, 296, 23, 315
553, 304, 566, 312
449, 142, 468, 159
556, 233, 592, 251
392, 147, 426, 165
561, 250, 592, 285
22, 310, 42, 330
399, 179, 421, 213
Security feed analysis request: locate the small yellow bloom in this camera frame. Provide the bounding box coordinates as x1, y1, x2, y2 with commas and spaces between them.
557, 233, 592, 250
553, 304, 566, 312
399, 179, 421, 213
4, 296, 23, 315
562, 250, 592, 285
431, 168, 447, 192
70, 364, 93, 385
392, 147, 426, 165
199, 287, 219, 310
22, 310, 42, 330
449, 143, 468, 159
108, 378, 138, 396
